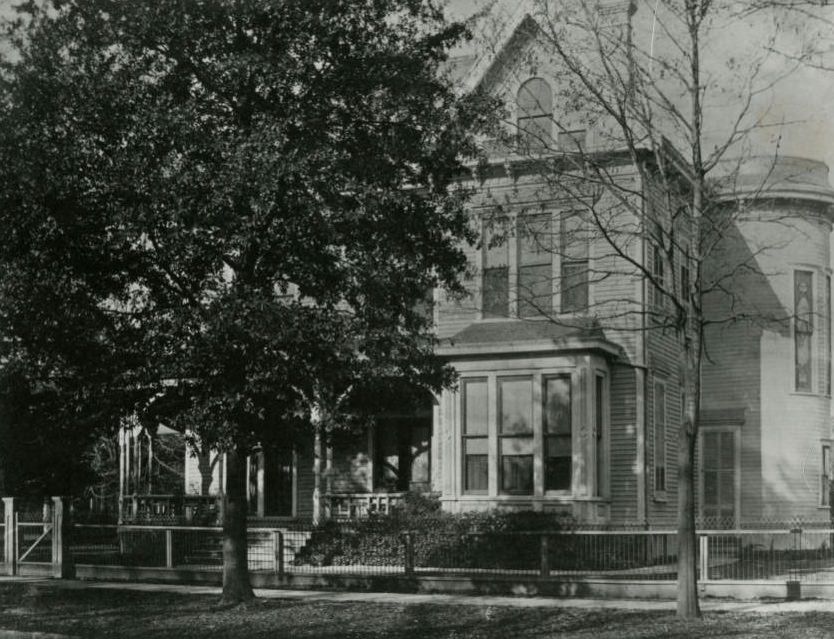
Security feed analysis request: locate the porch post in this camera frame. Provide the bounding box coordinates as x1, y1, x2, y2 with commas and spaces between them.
312, 423, 322, 525
118, 427, 125, 522
3, 497, 16, 576
257, 452, 265, 518
51, 497, 74, 579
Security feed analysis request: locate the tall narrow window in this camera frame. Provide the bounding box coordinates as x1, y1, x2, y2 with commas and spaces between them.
517, 78, 552, 151
561, 213, 589, 313
499, 378, 534, 494
795, 270, 814, 392
702, 430, 736, 527
654, 381, 667, 495
827, 275, 831, 396
518, 213, 552, 318
680, 244, 690, 307
595, 374, 605, 497
462, 379, 489, 493
482, 219, 509, 318
544, 375, 572, 491
822, 443, 831, 507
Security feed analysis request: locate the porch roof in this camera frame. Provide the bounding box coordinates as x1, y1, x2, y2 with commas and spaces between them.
436, 319, 624, 359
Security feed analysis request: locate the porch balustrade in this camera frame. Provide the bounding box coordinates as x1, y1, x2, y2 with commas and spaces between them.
324, 492, 406, 520
118, 494, 219, 525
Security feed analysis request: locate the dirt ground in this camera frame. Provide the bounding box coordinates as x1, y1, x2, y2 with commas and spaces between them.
1, 583, 834, 638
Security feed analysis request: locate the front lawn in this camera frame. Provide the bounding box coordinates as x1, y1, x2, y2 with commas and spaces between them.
0, 584, 833, 638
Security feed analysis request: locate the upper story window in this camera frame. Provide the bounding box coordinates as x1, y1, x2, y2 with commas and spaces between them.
653, 379, 667, 497
518, 213, 552, 317
482, 218, 510, 318
480, 212, 589, 320
517, 78, 552, 151
561, 212, 589, 313
795, 269, 814, 392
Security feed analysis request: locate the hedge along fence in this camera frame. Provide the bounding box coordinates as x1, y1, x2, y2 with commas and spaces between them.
292, 494, 677, 575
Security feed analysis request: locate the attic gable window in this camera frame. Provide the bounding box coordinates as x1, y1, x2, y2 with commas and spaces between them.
517, 78, 552, 151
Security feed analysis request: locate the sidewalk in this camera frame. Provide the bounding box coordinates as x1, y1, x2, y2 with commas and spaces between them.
17, 578, 834, 614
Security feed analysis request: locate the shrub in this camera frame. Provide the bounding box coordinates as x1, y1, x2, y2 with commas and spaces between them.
293, 493, 576, 569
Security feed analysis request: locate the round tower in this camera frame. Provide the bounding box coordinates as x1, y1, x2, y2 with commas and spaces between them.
704, 156, 834, 524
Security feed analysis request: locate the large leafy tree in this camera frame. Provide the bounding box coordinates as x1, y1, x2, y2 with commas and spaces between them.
0, 0, 493, 602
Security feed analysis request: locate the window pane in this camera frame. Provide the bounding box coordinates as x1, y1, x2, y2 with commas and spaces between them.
484, 220, 509, 268
544, 376, 571, 434
517, 79, 552, 152
501, 455, 533, 493
654, 383, 666, 467
499, 378, 533, 434
720, 470, 735, 506
465, 455, 488, 492
519, 264, 552, 318
719, 432, 734, 470
517, 78, 552, 116
561, 262, 588, 313
561, 213, 589, 261
704, 470, 718, 505
463, 379, 488, 435
518, 116, 551, 150
500, 437, 533, 456
464, 438, 488, 456
483, 267, 509, 318
596, 375, 604, 497
519, 214, 551, 265
795, 269, 813, 391
703, 431, 718, 470
545, 437, 571, 491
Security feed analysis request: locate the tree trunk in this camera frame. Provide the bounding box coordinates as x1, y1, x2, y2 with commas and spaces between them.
221, 447, 254, 603
676, 341, 701, 618
676, 420, 700, 617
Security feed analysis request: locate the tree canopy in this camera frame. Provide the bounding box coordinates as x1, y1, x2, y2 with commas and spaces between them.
0, 0, 492, 449
0, 0, 495, 600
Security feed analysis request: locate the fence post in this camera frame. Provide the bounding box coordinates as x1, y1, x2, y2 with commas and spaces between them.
699, 534, 709, 584
3, 498, 16, 576
403, 532, 414, 576
51, 497, 74, 579
273, 530, 284, 576
787, 527, 802, 600
165, 529, 174, 569
540, 534, 550, 577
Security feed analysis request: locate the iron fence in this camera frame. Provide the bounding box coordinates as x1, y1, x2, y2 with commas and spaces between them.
58, 521, 834, 585
71, 525, 281, 572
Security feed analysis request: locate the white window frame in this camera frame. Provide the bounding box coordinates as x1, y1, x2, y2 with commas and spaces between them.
698, 426, 741, 529
653, 378, 667, 500
455, 365, 606, 500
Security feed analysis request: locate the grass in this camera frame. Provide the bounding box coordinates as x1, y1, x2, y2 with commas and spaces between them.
0, 584, 834, 638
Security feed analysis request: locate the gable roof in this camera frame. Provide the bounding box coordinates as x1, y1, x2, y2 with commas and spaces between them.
460, 4, 538, 94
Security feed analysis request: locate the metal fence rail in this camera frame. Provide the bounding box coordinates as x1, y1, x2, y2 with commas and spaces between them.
71, 525, 282, 572
0, 505, 820, 588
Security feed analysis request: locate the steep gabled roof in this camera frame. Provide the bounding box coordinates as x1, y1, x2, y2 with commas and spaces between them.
460, 4, 538, 94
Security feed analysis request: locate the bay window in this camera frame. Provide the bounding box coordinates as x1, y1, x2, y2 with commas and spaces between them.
458, 366, 606, 499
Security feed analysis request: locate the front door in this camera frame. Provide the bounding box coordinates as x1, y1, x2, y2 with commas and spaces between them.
248, 448, 294, 517
701, 430, 738, 528
264, 448, 294, 517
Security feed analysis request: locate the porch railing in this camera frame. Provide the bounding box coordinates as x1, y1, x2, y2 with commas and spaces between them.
118, 494, 220, 525
324, 492, 406, 520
